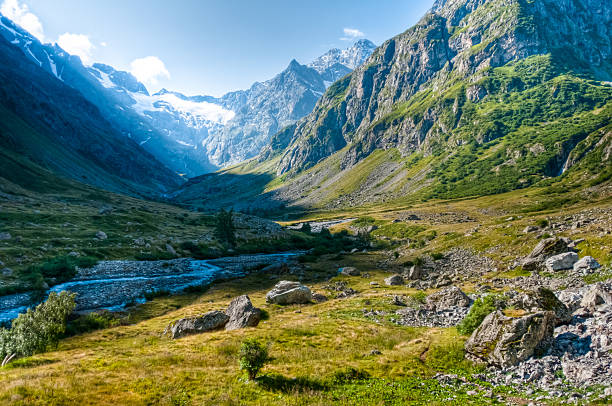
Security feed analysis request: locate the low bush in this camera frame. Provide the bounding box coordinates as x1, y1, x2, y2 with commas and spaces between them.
238, 338, 269, 380
457, 295, 501, 336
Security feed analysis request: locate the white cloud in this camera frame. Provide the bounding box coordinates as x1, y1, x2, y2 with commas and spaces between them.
130, 56, 170, 88
341, 27, 365, 41
0, 0, 45, 41
100, 41, 107, 47
57, 33, 94, 65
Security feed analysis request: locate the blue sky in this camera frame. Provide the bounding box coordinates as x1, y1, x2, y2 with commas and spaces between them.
2, 0, 434, 96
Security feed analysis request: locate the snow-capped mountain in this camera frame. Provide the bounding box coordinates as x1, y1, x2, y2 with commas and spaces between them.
1, 11, 374, 176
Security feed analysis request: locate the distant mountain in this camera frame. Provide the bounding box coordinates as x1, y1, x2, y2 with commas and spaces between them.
0, 14, 182, 196
173, 0, 612, 211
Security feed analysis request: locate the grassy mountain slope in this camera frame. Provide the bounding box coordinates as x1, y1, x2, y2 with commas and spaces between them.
174, 0, 612, 212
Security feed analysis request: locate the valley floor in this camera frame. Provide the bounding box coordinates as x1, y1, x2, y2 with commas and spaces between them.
0, 187, 611, 405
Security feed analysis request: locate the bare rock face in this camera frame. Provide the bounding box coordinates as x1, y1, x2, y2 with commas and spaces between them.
425, 286, 471, 310
580, 282, 612, 311
384, 274, 404, 286
225, 295, 261, 330
544, 252, 578, 272
266, 281, 312, 305
168, 311, 229, 339
465, 310, 556, 368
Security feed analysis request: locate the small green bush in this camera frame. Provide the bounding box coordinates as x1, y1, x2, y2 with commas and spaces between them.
239, 338, 269, 380
64, 311, 119, 337
330, 367, 371, 384
457, 295, 501, 336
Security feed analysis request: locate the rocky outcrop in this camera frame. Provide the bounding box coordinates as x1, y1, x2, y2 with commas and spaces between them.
166, 311, 229, 339
266, 281, 312, 305
522, 238, 574, 270
384, 274, 404, 286
465, 310, 556, 368
224, 295, 261, 330
393, 286, 472, 327
508, 287, 571, 326
425, 286, 471, 310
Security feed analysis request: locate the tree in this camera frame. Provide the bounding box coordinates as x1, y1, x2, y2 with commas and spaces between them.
239, 338, 269, 380
215, 209, 236, 247
0, 291, 76, 366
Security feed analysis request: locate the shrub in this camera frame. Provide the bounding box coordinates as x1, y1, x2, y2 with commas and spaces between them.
64, 311, 119, 337
0, 291, 76, 365
457, 295, 501, 336
239, 338, 269, 380
330, 367, 371, 384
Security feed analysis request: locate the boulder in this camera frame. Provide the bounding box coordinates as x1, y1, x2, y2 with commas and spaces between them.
95, 231, 108, 240
509, 287, 571, 326
339, 267, 360, 276
225, 295, 261, 330
544, 252, 578, 272
523, 226, 539, 233
465, 310, 556, 368
384, 274, 404, 286
522, 238, 573, 270
572, 256, 601, 274
266, 281, 312, 305
405, 265, 421, 280
425, 286, 471, 310
0, 232, 11, 240
312, 293, 328, 303
168, 311, 229, 338
1, 268, 12, 277
580, 283, 612, 311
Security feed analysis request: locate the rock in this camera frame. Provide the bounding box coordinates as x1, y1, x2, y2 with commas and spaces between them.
0, 260, 3, 266
426, 286, 471, 310
166, 244, 177, 256
339, 267, 360, 276
98, 206, 113, 215
510, 287, 571, 326
523, 226, 539, 233
95, 231, 108, 240
572, 256, 600, 273
167, 310, 229, 338
365, 225, 378, 233
369, 349, 382, 356
224, 295, 261, 330
265, 280, 312, 305
68, 251, 80, 257
0, 232, 11, 240
544, 252, 578, 272
392, 295, 406, 306
133, 238, 145, 246
1, 268, 12, 277
465, 310, 556, 368
384, 274, 404, 286
580, 283, 612, 310
405, 265, 421, 280
312, 293, 328, 303
523, 238, 573, 270
369, 281, 379, 286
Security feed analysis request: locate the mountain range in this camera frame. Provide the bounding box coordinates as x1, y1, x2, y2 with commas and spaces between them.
174, 0, 612, 211
0, 17, 376, 178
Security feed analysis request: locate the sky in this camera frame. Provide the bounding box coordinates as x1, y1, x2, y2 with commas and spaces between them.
1, 0, 434, 96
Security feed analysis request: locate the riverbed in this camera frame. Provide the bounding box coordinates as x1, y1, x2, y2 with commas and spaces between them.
0, 252, 301, 323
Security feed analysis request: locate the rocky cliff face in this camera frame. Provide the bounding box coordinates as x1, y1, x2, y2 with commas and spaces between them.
275, 0, 612, 175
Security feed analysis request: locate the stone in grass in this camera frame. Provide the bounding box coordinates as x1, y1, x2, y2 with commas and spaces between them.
225, 295, 261, 330
384, 274, 404, 286
266, 281, 312, 305
312, 293, 328, 303
95, 231, 108, 240
465, 310, 556, 368
168, 311, 229, 339
544, 252, 578, 272
572, 256, 600, 274
339, 267, 360, 276
0, 232, 11, 240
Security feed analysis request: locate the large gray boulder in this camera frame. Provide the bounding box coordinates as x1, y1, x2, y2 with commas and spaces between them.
465, 310, 556, 368
522, 237, 573, 270
167, 311, 229, 339
339, 267, 360, 276
266, 281, 312, 305
384, 274, 404, 286
572, 256, 601, 274
425, 286, 471, 310
509, 287, 571, 326
580, 282, 612, 311
544, 252, 578, 272
225, 295, 261, 330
